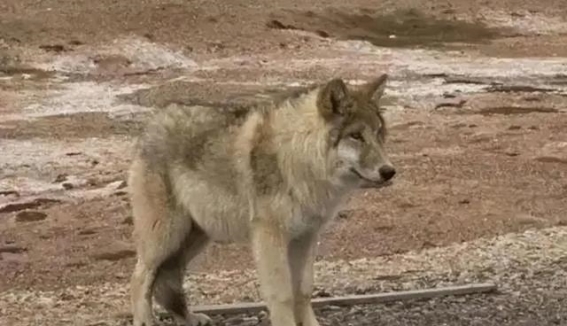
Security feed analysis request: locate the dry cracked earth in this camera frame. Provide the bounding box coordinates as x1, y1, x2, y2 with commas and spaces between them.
1, 0, 567, 325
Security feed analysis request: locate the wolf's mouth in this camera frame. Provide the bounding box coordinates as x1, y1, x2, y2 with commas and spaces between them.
350, 168, 392, 188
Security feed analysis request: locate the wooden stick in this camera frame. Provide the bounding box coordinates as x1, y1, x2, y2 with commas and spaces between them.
186, 283, 497, 316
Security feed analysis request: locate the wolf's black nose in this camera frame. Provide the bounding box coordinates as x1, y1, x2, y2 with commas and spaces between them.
379, 165, 396, 181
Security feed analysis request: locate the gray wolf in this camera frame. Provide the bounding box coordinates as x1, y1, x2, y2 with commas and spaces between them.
128, 74, 396, 326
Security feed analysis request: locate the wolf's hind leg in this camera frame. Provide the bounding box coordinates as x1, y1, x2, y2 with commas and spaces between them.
153, 223, 212, 326
129, 161, 194, 326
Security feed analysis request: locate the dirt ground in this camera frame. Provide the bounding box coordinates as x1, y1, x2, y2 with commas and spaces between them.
1, 0, 567, 325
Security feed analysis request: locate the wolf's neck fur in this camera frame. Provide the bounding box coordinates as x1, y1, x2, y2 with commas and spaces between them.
267, 89, 351, 211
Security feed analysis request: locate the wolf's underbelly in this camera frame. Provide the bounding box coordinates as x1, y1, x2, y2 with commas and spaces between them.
191, 200, 251, 243
174, 176, 251, 243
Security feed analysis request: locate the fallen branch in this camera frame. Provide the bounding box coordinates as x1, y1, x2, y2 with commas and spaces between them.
187, 283, 497, 316
118, 283, 499, 321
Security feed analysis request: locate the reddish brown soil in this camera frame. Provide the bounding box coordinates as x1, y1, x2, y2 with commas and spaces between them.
1, 0, 567, 298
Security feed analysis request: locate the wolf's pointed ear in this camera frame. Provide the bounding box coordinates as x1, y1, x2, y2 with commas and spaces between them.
360, 74, 388, 103
317, 78, 350, 120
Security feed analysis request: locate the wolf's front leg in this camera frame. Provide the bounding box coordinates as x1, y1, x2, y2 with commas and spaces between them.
289, 232, 320, 326
251, 220, 296, 326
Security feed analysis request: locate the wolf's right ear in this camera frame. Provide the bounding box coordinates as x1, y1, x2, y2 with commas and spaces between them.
317, 78, 350, 120
360, 74, 388, 103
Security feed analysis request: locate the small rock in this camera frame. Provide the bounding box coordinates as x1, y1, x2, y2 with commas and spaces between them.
516, 214, 547, 227
112, 311, 132, 320
224, 316, 246, 326
241, 295, 255, 302
39, 233, 52, 240
337, 210, 351, 219
458, 199, 470, 204
54, 174, 68, 182
92, 249, 135, 261
258, 311, 268, 320
396, 199, 415, 209
454, 296, 468, 303
353, 285, 373, 295
534, 142, 567, 164
434, 99, 467, 110
239, 317, 259, 326
65, 261, 86, 268
62, 182, 74, 190
59, 293, 76, 301
266, 19, 294, 30
78, 228, 97, 235
0, 198, 61, 213
373, 274, 403, 281
87, 178, 99, 186
508, 125, 522, 130
0, 245, 27, 254
0, 190, 19, 197
207, 41, 225, 53
524, 96, 541, 102
313, 287, 332, 298
337, 209, 354, 219
122, 215, 133, 225
1, 252, 28, 263
452, 123, 468, 129
142, 33, 155, 41
427, 73, 449, 78
87, 322, 109, 326
15, 210, 47, 222
321, 305, 342, 312
422, 240, 437, 248
39, 44, 68, 53
92, 54, 132, 71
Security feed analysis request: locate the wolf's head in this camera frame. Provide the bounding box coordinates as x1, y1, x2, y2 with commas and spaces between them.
317, 74, 396, 189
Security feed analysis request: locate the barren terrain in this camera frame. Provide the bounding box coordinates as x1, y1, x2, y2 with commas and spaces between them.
1, 0, 566, 325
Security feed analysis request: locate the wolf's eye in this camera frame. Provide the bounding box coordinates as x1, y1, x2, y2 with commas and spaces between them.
349, 132, 364, 142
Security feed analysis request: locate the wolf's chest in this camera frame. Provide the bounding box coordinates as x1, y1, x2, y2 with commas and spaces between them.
287, 193, 347, 237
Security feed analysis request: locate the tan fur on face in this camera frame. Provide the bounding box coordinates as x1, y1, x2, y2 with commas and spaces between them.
128, 74, 394, 326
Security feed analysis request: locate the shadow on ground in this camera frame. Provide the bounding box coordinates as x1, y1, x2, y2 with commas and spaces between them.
269, 8, 506, 48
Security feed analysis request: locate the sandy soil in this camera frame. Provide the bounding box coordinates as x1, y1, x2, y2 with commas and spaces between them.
1, 0, 567, 325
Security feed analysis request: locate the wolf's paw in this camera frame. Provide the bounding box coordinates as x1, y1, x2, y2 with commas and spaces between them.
133, 314, 157, 326
189, 313, 214, 326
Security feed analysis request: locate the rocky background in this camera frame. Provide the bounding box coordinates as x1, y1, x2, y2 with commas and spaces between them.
1, 0, 566, 325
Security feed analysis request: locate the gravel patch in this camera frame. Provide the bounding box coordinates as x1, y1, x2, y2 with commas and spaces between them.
1, 226, 566, 326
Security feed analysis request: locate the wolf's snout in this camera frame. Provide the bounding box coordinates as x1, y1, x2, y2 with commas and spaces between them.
379, 165, 396, 181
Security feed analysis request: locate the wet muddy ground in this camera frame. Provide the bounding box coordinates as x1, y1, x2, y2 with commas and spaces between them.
1, 0, 567, 325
